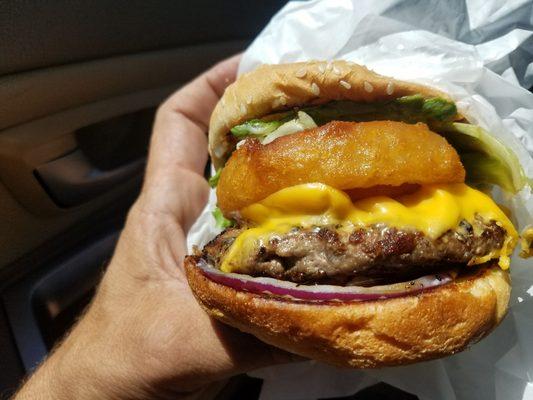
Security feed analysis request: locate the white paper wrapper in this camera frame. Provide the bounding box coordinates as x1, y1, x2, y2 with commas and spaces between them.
187, 1, 533, 398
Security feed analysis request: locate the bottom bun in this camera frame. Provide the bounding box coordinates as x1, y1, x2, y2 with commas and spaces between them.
185, 257, 510, 368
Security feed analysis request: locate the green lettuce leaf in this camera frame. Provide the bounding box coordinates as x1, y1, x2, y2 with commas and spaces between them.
230, 119, 283, 138
208, 168, 222, 188
421, 98, 458, 121
212, 206, 233, 228
301, 96, 457, 126
229, 96, 458, 140
440, 122, 528, 193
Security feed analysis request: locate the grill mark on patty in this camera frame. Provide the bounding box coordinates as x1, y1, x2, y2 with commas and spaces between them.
201, 216, 506, 286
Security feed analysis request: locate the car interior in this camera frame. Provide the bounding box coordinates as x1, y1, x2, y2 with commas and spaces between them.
0, 2, 420, 399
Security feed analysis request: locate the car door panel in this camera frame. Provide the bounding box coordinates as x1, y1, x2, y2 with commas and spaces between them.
0, 40, 243, 267
0, 1, 287, 397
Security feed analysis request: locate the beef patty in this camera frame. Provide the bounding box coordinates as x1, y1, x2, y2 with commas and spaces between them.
200, 216, 505, 286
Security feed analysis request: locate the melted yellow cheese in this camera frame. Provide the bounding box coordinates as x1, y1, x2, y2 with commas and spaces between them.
220, 183, 518, 273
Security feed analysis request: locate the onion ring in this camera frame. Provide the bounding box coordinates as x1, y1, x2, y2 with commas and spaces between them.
217, 121, 465, 214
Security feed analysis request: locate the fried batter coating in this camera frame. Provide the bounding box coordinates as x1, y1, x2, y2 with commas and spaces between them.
217, 121, 465, 214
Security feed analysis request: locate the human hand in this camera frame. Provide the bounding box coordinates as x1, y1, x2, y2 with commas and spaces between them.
15, 55, 295, 400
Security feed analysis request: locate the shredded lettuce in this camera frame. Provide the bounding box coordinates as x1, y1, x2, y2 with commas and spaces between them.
440, 122, 528, 193
230, 111, 316, 143
261, 111, 317, 144
230, 96, 457, 140
212, 206, 233, 228
208, 168, 222, 188
302, 97, 457, 125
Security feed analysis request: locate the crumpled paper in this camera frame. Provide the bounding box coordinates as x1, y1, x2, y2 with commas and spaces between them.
187, 1, 533, 399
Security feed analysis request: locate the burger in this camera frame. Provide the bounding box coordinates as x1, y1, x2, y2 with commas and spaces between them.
185, 61, 530, 367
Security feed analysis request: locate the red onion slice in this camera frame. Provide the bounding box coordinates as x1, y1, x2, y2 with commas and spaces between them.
197, 260, 453, 302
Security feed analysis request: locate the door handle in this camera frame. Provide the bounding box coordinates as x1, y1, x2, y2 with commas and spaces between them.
35, 149, 145, 207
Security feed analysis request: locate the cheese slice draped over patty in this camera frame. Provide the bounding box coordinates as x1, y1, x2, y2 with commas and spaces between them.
220, 183, 518, 273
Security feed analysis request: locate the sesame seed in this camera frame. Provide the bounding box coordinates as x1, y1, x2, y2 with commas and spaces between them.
386, 82, 394, 95
318, 64, 325, 73
326, 61, 333, 71
311, 82, 320, 96
246, 95, 252, 105
363, 81, 374, 93
339, 80, 351, 89
295, 68, 307, 78
272, 98, 280, 108
279, 96, 287, 105
333, 66, 341, 75
240, 104, 247, 114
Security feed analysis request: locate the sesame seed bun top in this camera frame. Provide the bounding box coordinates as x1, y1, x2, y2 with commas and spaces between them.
208, 60, 452, 168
